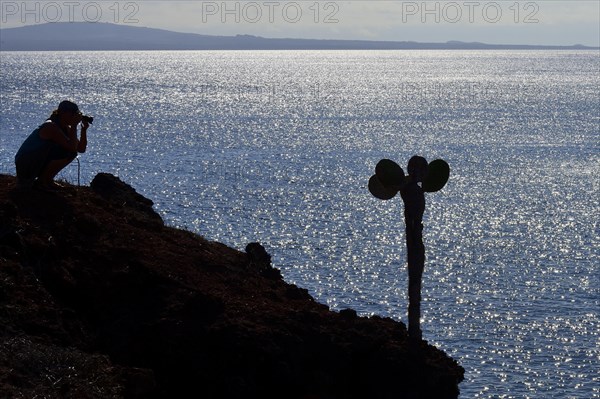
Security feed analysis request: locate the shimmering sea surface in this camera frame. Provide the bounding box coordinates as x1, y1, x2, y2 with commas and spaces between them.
1, 50, 598, 397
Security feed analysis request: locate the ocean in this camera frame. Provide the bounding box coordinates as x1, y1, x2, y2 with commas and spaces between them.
1, 50, 598, 398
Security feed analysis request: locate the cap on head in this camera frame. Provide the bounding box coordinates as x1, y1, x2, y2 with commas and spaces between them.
58, 100, 80, 113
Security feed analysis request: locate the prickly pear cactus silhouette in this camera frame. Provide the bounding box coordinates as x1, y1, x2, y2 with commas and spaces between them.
369, 156, 450, 341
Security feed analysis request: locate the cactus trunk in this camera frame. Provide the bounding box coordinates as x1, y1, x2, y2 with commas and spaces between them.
405, 217, 425, 341
400, 176, 426, 341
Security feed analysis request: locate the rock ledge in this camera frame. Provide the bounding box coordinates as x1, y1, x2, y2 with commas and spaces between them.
0, 173, 464, 398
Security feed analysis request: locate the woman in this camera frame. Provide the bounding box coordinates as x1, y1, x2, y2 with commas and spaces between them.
15, 100, 89, 189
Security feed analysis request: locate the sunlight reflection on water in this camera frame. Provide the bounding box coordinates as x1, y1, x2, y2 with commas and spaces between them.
1, 50, 598, 398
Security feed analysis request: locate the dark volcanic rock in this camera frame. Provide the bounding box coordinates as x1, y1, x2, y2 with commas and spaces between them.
91, 172, 163, 223
0, 173, 464, 398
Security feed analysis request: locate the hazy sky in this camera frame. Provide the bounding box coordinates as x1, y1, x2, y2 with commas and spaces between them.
1, 1, 599, 46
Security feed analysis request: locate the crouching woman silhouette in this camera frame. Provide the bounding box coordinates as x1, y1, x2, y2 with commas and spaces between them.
15, 100, 89, 189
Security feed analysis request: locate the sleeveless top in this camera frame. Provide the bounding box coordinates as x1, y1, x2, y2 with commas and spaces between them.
14, 121, 68, 162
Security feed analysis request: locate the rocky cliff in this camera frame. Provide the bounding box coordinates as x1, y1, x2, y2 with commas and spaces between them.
0, 173, 464, 398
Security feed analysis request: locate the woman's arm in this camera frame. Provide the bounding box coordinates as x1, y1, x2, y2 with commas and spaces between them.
78, 121, 88, 153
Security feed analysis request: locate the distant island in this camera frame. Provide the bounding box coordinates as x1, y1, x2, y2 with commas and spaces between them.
1, 22, 598, 51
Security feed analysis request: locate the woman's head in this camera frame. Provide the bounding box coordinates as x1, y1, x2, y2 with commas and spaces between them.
50, 100, 82, 125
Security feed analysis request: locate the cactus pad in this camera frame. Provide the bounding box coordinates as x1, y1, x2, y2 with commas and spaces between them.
369, 175, 398, 200
375, 159, 405, 189
422, 159, 450, 192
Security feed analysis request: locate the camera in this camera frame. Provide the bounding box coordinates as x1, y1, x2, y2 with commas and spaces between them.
82, 115, 94, 124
